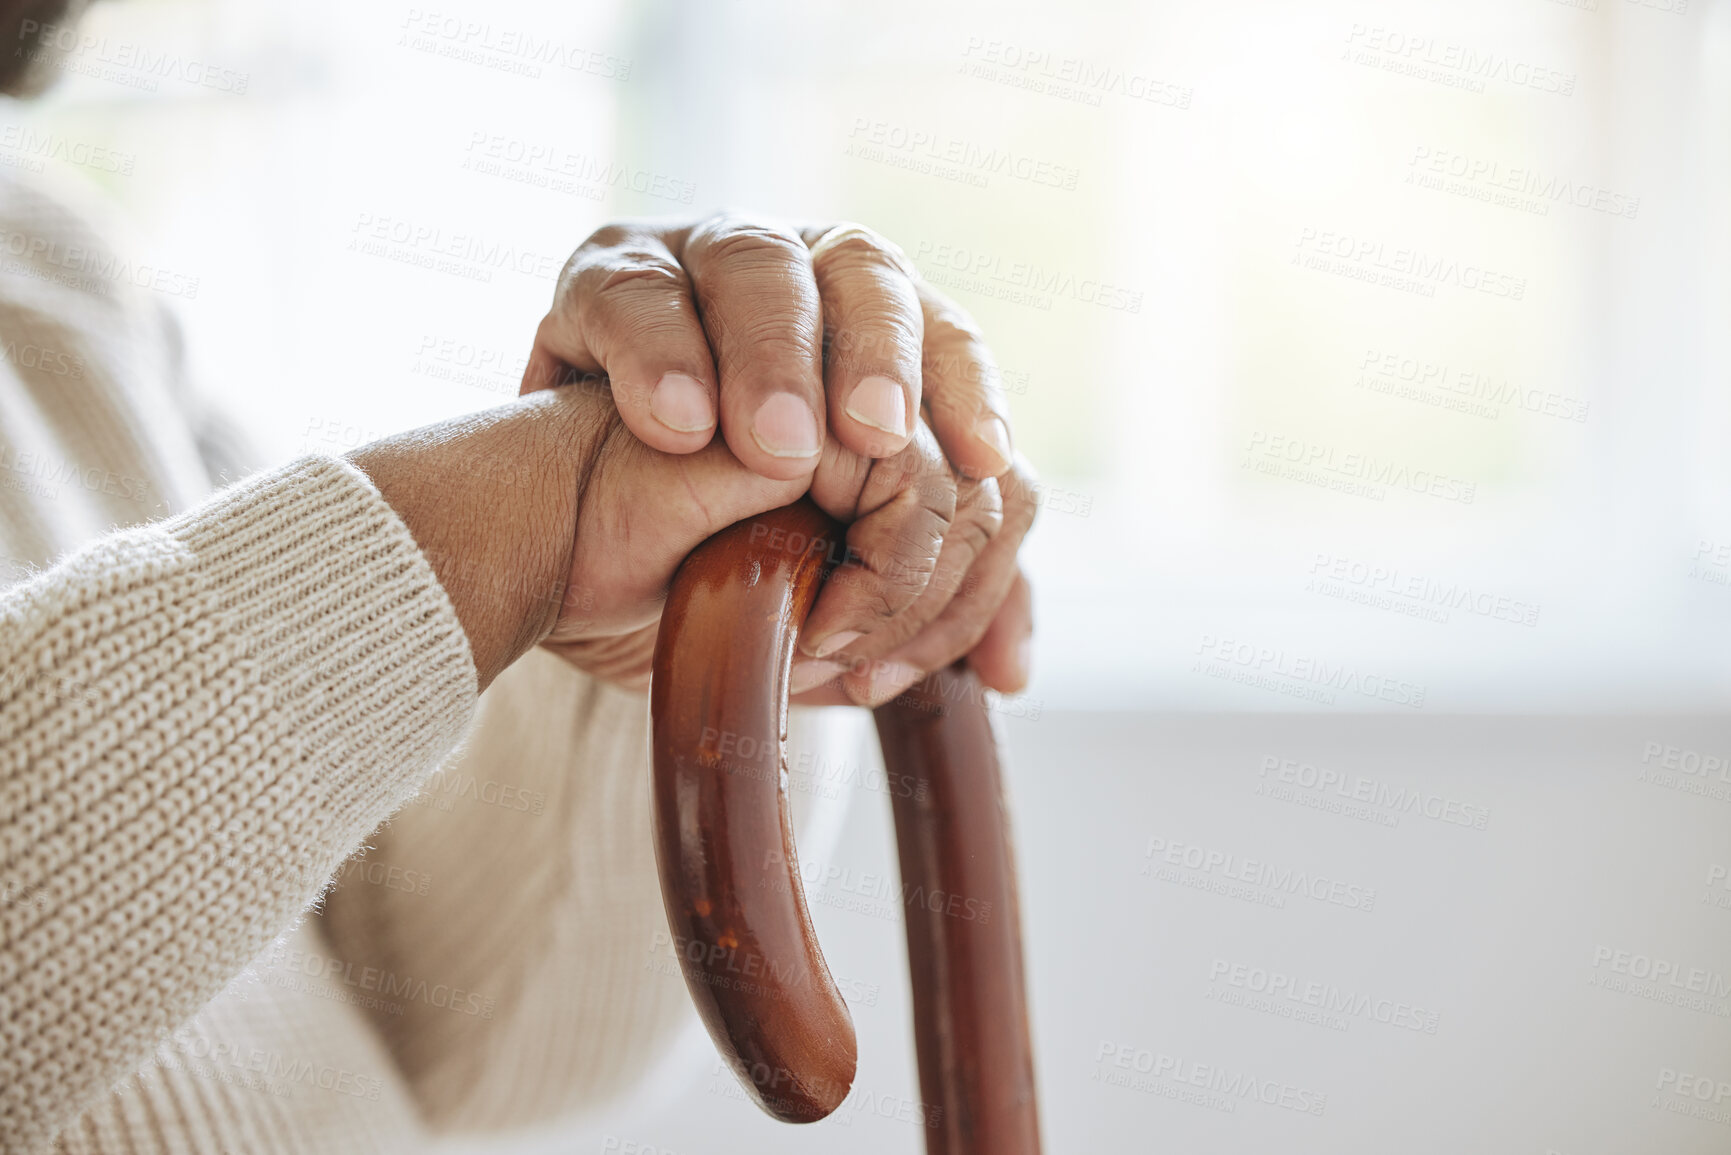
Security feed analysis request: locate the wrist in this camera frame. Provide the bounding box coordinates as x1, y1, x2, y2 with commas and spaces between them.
350, 389, 602, 690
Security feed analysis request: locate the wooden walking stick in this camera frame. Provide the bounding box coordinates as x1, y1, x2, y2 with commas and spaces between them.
650, 499, 1041, 1152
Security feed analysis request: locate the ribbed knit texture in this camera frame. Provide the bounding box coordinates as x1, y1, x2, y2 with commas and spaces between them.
0, 456, 479, 1152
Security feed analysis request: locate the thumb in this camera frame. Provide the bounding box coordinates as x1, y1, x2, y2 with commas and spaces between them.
558, 415, 809, 642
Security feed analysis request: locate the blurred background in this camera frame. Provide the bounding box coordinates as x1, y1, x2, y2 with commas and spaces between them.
7, 0, 1730, 1150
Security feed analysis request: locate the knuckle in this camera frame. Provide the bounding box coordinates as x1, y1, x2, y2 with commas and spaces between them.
1001, 464, 1039, 534
907, 464, 958, 520
867, 457, 956, 525
957, 478, 1006, 546
569, 248, 693, 345
579, 223, 635, 250
691, 217, 808, 267
881, 554, 934, 610
560, 224, 638, 287
593, 247, 689, 294
810, 234, 909, 286
920, 286, 988, 348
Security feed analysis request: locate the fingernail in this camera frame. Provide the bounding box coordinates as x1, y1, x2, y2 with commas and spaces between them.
751, 393, 821, 458
973, 415, 1013, 474
648, 372, 714, 433
1013, 638, 1032, 687
845, 376, 907, 437
790, 659, 843, 696
864, 661, 922, 707
812, 629, 862, 659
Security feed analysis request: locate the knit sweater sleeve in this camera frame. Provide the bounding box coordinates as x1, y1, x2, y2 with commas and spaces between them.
0, 454, 478, 1154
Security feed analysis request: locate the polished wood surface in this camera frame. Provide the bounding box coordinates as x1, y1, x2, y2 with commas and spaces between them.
649, 499, 856, 1123
877, 672, 1042, 1154
651, 499, 1041, 1149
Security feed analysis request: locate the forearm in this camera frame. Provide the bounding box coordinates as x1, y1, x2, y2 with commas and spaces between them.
0, 456, 476, 1152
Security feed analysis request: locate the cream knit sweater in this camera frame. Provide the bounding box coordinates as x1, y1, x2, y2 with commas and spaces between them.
0, 169, 701, 1152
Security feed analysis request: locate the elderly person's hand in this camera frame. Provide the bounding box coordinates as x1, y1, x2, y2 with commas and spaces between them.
354, 382, 1025, 706
521, 214, 1037, 705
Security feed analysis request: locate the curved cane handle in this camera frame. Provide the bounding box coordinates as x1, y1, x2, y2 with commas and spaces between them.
649, 499, 855, 1123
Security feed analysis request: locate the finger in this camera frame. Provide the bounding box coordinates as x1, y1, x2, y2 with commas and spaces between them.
833, 479, 1000, 708
799, 426, 957, 659
967, 569, 1033, 693
867, 454, 1038, 687
530, 224, 719, 454
801, 224, 923, 460
822, 473, 1002, 664
916, 280, 1015, 481
679, 216, 826, 481
789, 657, 850, 704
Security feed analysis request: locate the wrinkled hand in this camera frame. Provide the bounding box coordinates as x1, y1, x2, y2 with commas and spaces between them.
523, 214, 1037, 704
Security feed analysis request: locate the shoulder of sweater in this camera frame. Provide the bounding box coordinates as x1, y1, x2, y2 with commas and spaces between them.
0, 163, 171, 328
